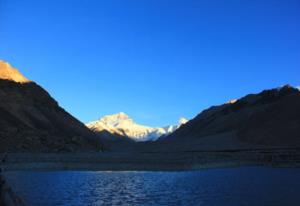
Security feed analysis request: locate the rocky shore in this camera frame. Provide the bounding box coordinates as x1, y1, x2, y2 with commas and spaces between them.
1, 154, 24, 206
0, 175, 25, 206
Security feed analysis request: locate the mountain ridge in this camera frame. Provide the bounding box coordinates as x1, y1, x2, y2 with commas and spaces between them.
160, 85, 300, 151
86, 112, 188, 141
0, 60, 103, 152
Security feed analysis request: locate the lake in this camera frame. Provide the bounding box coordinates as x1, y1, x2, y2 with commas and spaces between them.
4, 167, 300, 206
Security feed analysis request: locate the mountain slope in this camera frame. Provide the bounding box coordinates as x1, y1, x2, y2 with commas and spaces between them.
87, 112, 188, 141
162, 85, 300, 150
0, 61, 102, 152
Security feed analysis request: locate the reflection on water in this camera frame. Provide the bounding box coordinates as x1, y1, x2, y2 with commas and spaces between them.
4, 167, 300, 206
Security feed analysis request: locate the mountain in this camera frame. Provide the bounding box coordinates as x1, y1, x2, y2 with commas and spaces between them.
0, 61, 30, 83
161, 85, 300, 151
0, 61, 102, 152
86, 112, 188, 141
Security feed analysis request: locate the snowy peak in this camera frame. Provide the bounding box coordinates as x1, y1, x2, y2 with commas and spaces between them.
98, 112, 133, 127
103, 112, 131, 121
0, 61, 30, 83
86, 113, 188, 142
178, 117, 188, 125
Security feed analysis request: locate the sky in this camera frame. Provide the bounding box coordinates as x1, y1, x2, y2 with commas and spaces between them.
0, 0, 299, 127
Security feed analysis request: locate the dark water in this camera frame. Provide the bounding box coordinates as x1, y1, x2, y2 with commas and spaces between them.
4, 167, 300, 206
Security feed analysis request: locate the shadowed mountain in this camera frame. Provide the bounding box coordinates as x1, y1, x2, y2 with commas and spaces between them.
0, 61, 102, 152
159, 85, 300, 151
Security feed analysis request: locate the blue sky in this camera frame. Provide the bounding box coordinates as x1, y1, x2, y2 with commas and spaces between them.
1, 0, 299, 126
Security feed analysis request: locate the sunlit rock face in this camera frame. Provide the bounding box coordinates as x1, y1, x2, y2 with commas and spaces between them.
0, 61, 30, 83
227, 99, 237, 104
86, 112, 188, 142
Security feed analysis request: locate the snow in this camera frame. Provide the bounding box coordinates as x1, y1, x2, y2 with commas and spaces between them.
86, 112, 188, 142
178, 117, 188, 124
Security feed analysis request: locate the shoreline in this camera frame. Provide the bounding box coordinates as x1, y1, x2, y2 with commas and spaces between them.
1, 148, 300, 171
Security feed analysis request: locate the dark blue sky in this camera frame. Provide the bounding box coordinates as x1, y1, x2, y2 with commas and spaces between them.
1, 0, 299, 126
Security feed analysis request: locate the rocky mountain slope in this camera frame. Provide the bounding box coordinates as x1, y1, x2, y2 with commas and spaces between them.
87, 112, 188, 141
161, 85, 300, 151
0, 61, 102, 152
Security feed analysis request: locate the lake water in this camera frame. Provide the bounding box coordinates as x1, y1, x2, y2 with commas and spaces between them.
4, 167, 300, 206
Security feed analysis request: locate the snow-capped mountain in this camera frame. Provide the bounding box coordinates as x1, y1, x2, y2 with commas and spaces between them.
86, 112, 188, 141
